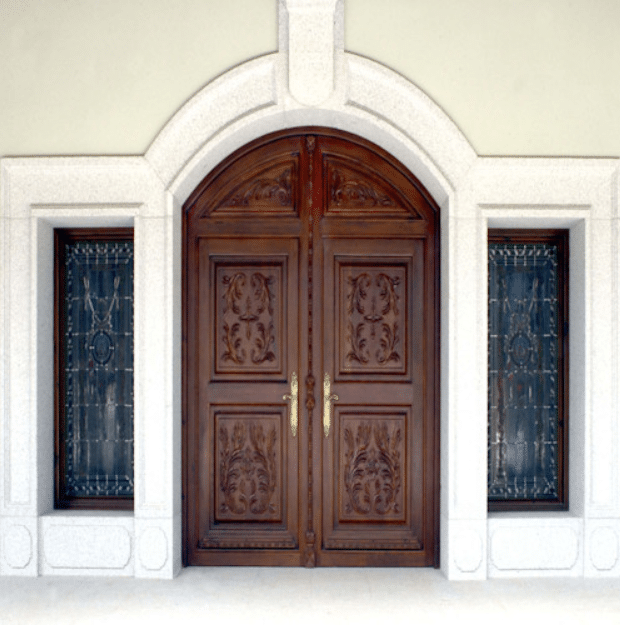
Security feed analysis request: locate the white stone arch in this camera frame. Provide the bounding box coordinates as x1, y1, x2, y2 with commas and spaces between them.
144, 41, 484, 579
146, 53, 476, 210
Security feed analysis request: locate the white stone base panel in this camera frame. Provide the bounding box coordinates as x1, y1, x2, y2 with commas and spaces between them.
442, 517, 487, 580
40, 513, 134, 577
134, 516, 181, 579
488, 517, 583, 578
1, 517, 38, 577
0, 514, 182, 578
584, 520, 620, 577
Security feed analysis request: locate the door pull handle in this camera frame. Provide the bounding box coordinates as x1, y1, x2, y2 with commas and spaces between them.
323, 373, 339, 438
283, 372, 299, 437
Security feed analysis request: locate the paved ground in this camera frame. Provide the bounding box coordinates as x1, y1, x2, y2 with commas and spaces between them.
1, 567, 619, 624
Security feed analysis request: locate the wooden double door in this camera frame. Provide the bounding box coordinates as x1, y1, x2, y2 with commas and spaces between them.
184, 129, 439, 566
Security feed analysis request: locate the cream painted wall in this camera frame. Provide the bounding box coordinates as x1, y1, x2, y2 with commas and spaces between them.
0, 0, 277, 156
346, 0, 620, 157
0, 0, 618, 158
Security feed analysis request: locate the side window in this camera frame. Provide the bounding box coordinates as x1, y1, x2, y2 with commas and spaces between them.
55, 229, 134, 510
488, 230, 568, 511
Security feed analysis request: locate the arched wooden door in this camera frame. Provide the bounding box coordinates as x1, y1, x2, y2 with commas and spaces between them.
183, 128, 439, 567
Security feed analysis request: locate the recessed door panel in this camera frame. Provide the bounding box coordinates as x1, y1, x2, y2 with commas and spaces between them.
212, 258, 286, 379
214, 408, 284, 524
337, 259, 411, 379
337, 409, 408, 524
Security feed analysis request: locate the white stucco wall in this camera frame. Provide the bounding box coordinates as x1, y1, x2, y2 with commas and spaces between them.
1, 0, 619, 580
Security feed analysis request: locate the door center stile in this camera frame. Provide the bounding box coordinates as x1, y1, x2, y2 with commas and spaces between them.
303, 134, 317, 567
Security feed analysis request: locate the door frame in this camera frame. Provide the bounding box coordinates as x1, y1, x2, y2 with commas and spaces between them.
182, 127, 440, 567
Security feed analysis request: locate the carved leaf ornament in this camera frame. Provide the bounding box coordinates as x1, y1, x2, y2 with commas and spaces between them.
221, 271, 276, 366
330, 168, 396, 207
223, 168, 292, 207
218, 421, 278, 516
346, 272, 401, 366
343, 422, 402, 515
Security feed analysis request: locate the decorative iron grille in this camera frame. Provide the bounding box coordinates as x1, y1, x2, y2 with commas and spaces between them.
63, 240, 134, 499
488, 242, 560, 502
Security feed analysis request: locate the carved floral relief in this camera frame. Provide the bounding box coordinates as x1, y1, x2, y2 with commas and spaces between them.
218, 167, 293, 209
342, 267, 405, 371
330, 168, 396, 208
216, 265, 281, 372
341, 419, 404, 519
216, 418, 279, 520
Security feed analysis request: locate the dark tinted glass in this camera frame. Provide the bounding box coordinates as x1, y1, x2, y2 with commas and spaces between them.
488, 242, 560, 501
62, 240, 134, 499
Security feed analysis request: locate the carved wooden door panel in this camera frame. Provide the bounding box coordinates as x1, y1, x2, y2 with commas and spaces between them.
185, 134, 307, 565
184, 129, 439, 567
192, 238, 301, 564
319, 239, 430, 564
314, 136, 438, 566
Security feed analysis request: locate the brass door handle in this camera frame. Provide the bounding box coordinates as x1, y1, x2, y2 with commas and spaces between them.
323, 373, 339, 438
283, 372, 299, 437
